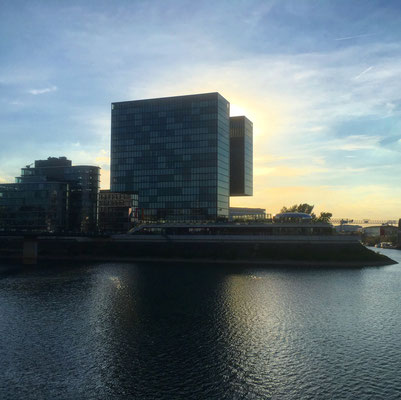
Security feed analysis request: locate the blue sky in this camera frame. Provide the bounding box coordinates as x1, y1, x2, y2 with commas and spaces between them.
1, 0, 401, 218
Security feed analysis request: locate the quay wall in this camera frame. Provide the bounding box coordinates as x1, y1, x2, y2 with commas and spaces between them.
0, 235, 394, 266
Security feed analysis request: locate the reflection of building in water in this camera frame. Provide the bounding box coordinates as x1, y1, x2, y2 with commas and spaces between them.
0, 157, 99, 233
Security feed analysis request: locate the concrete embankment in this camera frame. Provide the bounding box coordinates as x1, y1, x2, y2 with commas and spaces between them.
0, 235, 396, 267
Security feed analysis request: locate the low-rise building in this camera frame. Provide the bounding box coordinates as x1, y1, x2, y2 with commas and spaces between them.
98, 190, 138, 233
335, 224, 362, 234
362, 225, 398, 237
229, 207, 268, 221
362, 225, 398, 246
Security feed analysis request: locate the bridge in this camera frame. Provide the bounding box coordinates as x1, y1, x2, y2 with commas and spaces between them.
331, 219, 398, 225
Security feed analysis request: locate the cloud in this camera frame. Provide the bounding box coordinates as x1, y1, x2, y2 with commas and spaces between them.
9, 100, 24, 106
354, 66, 373, 80
329, 135, 382, 151
2, 1, 401, 217
28, 85, 58, 95
231, 184, 401, 219
71, 112, 110, 140
334, 33, 376, 41
0, 169, 13, 183
308, 126, 327, 132
254, 165, 329, 177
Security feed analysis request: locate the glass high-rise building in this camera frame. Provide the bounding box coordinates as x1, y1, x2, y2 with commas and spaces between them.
111, 93, 231, 221
229, 116, 253, 196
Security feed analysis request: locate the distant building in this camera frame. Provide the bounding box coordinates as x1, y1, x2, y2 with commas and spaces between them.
229, 207, 267, 221
362, 225, 398, 237
362, 225, 398, 246
98, 190, 138, 233
335, 224, 362, 234
0, 157, 100, 233
229, 116, 253, 196
110, 92, 253, 221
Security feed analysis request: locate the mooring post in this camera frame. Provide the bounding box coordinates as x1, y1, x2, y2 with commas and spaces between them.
23, 235, 38, 265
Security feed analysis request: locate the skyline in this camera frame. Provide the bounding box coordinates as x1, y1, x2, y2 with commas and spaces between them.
1, 0, 401, 218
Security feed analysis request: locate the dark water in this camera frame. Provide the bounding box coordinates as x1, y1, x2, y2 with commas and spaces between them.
1, 251, 401, 399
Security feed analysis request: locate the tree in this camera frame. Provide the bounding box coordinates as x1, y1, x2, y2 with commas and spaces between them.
280, 203, 315, 215
316, 212, 332, 223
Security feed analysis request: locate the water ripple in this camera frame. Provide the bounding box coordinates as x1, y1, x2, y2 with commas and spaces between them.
0, 261, 401, 399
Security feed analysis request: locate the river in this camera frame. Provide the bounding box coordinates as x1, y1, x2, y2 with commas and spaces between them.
1, 252, 401, 399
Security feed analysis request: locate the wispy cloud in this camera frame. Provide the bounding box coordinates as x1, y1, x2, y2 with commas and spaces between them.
331, 135, 382, 151
9, 100, 24, 106
0, 169, 13, 183
28, 85, 58, 95
354, 66, 373, 80
71, 112, 110, 142
2, 1, 401, 217
255, 165, 329, 177
335, 33, 376, 41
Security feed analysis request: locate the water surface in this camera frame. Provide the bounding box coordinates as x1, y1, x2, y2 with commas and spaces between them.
1, 254, 401, 399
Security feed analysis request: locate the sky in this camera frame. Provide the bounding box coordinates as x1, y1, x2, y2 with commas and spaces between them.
1, 0, 401, 219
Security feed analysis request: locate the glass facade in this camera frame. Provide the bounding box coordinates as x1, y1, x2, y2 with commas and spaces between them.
229, 116, 253, 196
0, 182, 69, 232
111, 93, 230, 221
1, 157, 100, 233
98, 190, 138, 233
61, 166, 100, 232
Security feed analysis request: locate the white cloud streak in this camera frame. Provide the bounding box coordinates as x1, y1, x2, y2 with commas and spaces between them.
28, 85, 58, 95
335, 33, 376, 41
354, 66, 373, 80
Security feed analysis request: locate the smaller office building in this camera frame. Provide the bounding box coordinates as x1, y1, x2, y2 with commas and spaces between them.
0, 157, 100, 233
98, 190, 138, 233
